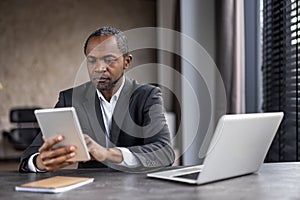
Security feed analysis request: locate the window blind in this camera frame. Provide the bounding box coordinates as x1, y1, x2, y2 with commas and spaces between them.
262, 0, 300, 161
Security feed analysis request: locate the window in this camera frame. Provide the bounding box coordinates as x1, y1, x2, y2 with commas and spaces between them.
262, 0, 300, 161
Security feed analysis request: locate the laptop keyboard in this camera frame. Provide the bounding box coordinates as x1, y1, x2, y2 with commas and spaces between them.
174, 172, 200, 180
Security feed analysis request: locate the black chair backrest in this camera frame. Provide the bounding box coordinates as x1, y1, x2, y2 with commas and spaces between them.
10, 108, 40, 123
8, 128, 40, 150
6, 107, 41, 150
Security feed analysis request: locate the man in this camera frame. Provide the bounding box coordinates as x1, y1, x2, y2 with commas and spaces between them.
19, 26, 175, 172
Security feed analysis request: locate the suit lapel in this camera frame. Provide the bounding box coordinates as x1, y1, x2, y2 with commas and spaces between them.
109, 77, 133, 145
80, 78, 134, 147
81, 84, 106, 147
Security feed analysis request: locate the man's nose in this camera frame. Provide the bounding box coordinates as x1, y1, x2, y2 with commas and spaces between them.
94, 60, 108, 72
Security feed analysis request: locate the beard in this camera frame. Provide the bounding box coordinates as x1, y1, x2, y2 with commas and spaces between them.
92, 72, 123, 91
93, 78, 115, 91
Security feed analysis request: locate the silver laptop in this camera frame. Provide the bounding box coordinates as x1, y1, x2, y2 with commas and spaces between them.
147, 112, 284, 185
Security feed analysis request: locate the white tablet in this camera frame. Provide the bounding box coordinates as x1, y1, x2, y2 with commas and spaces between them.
34, 107, 90, 162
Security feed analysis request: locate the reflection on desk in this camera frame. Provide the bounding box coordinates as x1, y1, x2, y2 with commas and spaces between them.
1, 162, 300, 200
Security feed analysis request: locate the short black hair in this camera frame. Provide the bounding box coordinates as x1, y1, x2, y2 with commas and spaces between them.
83, 26, 129, 56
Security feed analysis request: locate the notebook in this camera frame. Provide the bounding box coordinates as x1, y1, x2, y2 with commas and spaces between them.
147, 112, 284, 185
15, 176, 94, 193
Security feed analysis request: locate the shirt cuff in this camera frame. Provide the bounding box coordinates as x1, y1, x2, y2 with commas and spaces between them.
115, 147, 140, 168
27, 153, 46, 173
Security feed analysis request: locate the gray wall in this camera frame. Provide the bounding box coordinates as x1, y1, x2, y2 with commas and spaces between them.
0, 0, 156, 128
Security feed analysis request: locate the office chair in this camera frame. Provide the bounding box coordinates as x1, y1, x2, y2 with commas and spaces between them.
3, 108, 40, 150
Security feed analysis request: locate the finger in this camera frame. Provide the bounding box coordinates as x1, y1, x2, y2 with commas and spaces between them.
39, 135, 64, 152
42, 136, 46, 142
39, 135, 63, 152
84, 134, 93, 146
42, 151, 76, 167
40, 145, 76, 161
43, 152, 76, 166
84, 134, 90, 141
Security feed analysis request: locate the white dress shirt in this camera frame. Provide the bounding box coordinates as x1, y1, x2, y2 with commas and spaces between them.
96, 77, 139, 168
27, 76, 139, 172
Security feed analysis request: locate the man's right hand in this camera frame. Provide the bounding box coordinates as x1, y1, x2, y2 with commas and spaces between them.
35, 135, 77, 172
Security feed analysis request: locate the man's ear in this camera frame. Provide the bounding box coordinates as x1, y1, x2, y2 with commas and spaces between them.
123, 54, 132, 69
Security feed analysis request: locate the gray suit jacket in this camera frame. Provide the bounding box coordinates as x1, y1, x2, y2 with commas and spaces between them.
19, 77, 175, 172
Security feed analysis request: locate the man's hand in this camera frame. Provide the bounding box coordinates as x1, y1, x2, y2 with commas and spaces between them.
35, 135, 77, 172
84, 134, 123, 163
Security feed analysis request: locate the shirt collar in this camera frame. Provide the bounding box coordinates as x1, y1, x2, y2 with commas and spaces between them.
96, 76, 125, 103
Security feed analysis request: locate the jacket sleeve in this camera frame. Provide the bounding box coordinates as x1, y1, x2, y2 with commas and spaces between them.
127, 86, 175, 170
18, 91, 67, 172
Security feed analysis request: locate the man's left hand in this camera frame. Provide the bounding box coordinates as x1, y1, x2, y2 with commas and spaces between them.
84, 134, 123, 163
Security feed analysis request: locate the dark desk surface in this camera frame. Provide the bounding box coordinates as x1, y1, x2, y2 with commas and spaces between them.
1, 162, 300, 200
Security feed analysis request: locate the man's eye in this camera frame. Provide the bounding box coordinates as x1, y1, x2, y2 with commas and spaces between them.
87, 59, 96, 64
104, 57, 117, 64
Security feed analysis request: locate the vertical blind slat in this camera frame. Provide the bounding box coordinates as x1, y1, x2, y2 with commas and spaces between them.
263, 0, 300, 162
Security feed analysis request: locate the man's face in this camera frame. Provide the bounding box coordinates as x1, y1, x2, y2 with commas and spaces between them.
86, 35, 130, 91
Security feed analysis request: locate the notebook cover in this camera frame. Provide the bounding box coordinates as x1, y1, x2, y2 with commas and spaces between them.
15, 176, 94, 193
